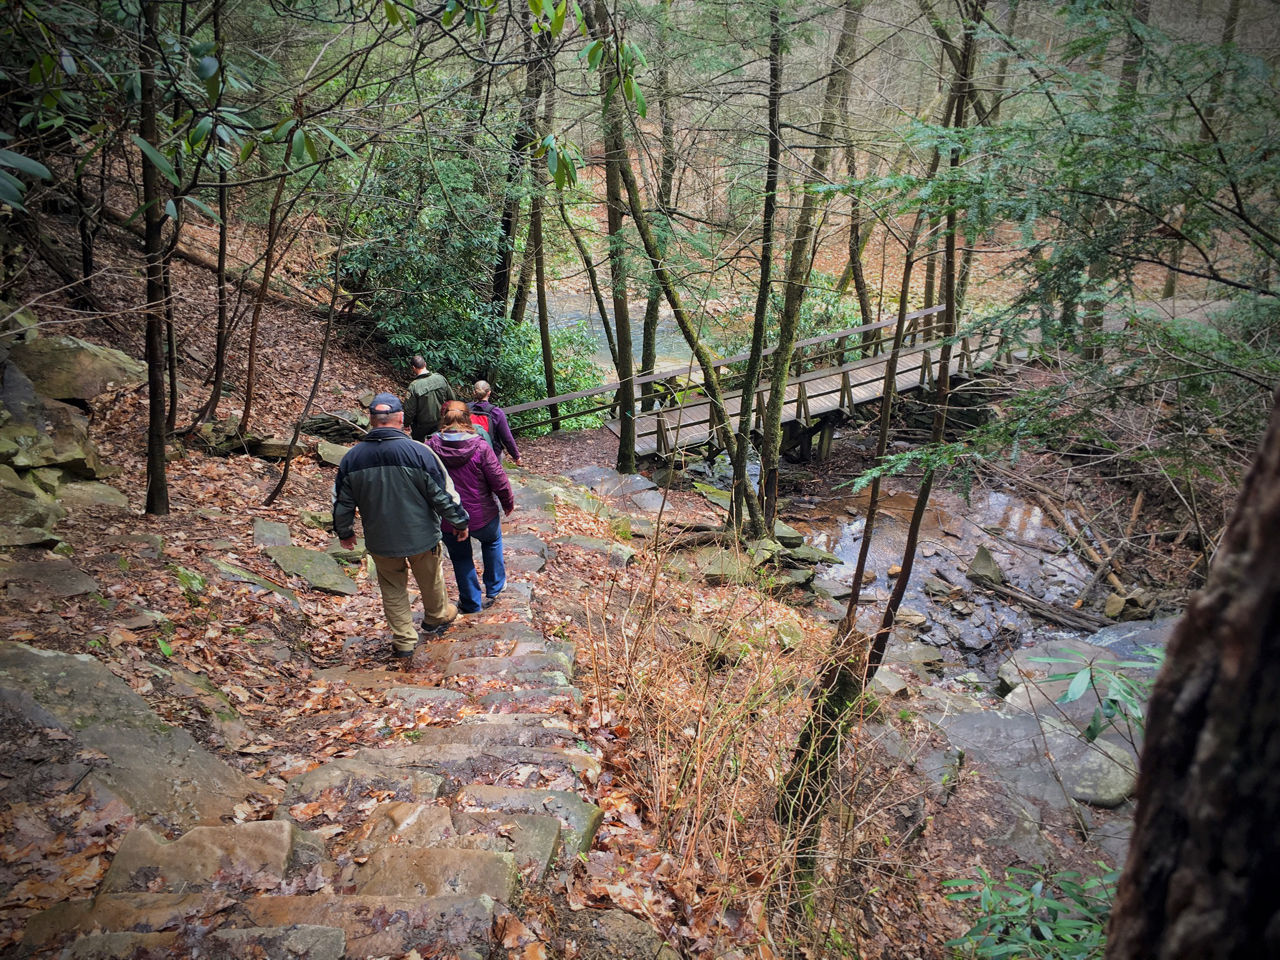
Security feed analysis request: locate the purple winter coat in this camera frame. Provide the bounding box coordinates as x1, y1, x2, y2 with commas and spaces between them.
427, 430, 515, 533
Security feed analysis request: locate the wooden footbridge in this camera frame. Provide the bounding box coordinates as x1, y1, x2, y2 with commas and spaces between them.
505, 305, 1014, 460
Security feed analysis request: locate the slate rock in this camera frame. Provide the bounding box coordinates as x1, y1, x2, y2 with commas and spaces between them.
316, 441, 351, 467
62, 932, 180, 959
251, 437, 305, 461
514, 486, 555, 512
996, 638, 1116, 695
279, 757, 446, 808
557, 908, 680, 960
253, 518, 292, 547
0, 558, 97, 597
451, 810, 562, 880
325, 537, 366, 563
966, 544, 1005, 584
783, 543, 840, 566
567, 465, 617, 487
265, 545, 357, 595
772, 521, 804, 548
503, 533, 551, 558
0, 484, 64, 529
212, 558, 300, 608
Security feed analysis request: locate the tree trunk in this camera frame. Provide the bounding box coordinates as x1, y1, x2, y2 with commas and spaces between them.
730, 0, 783, 538
588, 0, 636, 473
140, 0, 169, 515
759, 0, 863, 529
558, 198, 620, 372
531, 191, 559, 426
1105, 391, 1280, 959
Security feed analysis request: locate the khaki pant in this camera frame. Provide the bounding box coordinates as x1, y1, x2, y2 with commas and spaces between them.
372, 546, 457, 652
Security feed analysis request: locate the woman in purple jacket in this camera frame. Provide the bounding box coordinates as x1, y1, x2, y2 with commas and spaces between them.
427, 408, 516, 612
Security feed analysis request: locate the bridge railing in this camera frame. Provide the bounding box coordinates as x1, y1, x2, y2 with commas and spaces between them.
506, 305, 948, 435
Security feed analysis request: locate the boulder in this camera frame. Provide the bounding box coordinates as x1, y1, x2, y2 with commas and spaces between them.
8, 334, 145, 401
252, 437, 305, 460
0, 643, 270, 830
0, 558, 96, 597
772, 521, 805, 548
966, 544, 1004, 584
0, 483, 65, 528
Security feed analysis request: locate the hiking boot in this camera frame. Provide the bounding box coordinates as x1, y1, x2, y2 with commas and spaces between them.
391, 645, 415, 659
422, 602, 459, 631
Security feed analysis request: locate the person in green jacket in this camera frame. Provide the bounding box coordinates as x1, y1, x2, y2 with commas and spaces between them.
404, 355, 456, 441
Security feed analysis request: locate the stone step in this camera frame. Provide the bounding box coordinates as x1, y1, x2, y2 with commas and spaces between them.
316, 665, 408, 693
456, 785, 604, 854
231, 895, 494, 959
349, 802, 561, 881
277, 757, 447, 811
353, 742, 601, 785
478, 686, 583, 709
101, 821, 327, 894
444, 653, 573, 680
24, 892, 238, 952
400, 721, 578, 749
352, 847, 517, 900
439, 618, 545, 647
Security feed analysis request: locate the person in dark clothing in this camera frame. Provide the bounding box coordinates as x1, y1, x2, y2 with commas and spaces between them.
427, 407, 515, 612
334, 393, 470, 656
468, 380, 521, 464
404, 356, 456, 441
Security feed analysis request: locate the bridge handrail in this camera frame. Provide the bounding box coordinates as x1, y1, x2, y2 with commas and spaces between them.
504, 304, 945, 419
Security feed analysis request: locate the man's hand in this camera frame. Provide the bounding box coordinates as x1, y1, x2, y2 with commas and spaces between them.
340, 536, 357, 550
455, 526, 469, 541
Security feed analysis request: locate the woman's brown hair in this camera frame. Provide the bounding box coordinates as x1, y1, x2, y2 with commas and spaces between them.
439, 408, 475, 432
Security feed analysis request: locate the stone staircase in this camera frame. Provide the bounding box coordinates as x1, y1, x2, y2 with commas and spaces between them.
19, 478, 606, 959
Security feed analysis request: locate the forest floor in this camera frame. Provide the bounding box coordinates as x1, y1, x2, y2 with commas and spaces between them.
0, 207, 1228, 958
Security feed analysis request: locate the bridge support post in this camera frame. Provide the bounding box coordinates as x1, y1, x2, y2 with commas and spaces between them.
817, 418, 835, 461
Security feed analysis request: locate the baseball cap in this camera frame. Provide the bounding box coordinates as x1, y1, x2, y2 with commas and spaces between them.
368, 392, 403, 414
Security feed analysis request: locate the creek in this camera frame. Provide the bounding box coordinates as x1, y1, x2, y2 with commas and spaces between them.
785, 479, 1098, 672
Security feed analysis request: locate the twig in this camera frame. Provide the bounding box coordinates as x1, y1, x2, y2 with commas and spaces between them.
1035, 494, 1126, 593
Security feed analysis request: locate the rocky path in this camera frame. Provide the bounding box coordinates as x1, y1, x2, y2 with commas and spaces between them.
11, 472, 617, 959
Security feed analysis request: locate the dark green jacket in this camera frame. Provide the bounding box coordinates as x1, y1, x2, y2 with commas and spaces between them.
405, 371, 456, 441
332, 428, 469, 557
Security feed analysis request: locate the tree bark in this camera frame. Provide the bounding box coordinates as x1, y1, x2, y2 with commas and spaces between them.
1106, 389, 1280, 959
140, 0, 169, 515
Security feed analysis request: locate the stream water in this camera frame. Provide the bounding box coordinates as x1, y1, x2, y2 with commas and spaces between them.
788, 480, 1094, 668
546, 290, 727, 373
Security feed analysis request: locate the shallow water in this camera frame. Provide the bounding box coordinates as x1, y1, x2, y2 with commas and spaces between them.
792, 483, 1092, 660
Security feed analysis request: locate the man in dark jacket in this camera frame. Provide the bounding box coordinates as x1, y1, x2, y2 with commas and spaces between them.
334, 393, 470, 657
405, 356, 456, 441
468, 380, 521, 464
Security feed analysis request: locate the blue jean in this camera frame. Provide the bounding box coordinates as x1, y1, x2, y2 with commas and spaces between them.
443, 514, 506, 613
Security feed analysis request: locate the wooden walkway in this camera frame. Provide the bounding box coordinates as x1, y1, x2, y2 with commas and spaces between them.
508, 305, 1014, 459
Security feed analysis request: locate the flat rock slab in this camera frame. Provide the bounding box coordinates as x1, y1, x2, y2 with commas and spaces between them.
212, 558, 300, 608
56, 481, 130, 511
456, 785, 603, 854
0, 523, 59, 548
504, 553, 546, 575
629, 489, 669, 513
399, 722, 578, 750
555, 535, 635, 567
253, 518, 292, 547
593, 474, 657, 497
503, 533, 551, 558
445, 620, 545, 646
61, 932, 179, 959
514, 487, 555, 512
558, 908, 680, 960
773, 521, 804, 548
997, 638, 1126, 693
566, 465, 618, 486
280, 757, 446, 808
444, 653, 572, 680
355, 847, 517, 900
266, 545, 357, 595
0, 643, 267, 831
102, 821, 325, 892
232, 895, 493, 957
0, 558, 97, 597
211, 925, 346, 960
695, 548, 755, 587
387, 687, 469, 708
